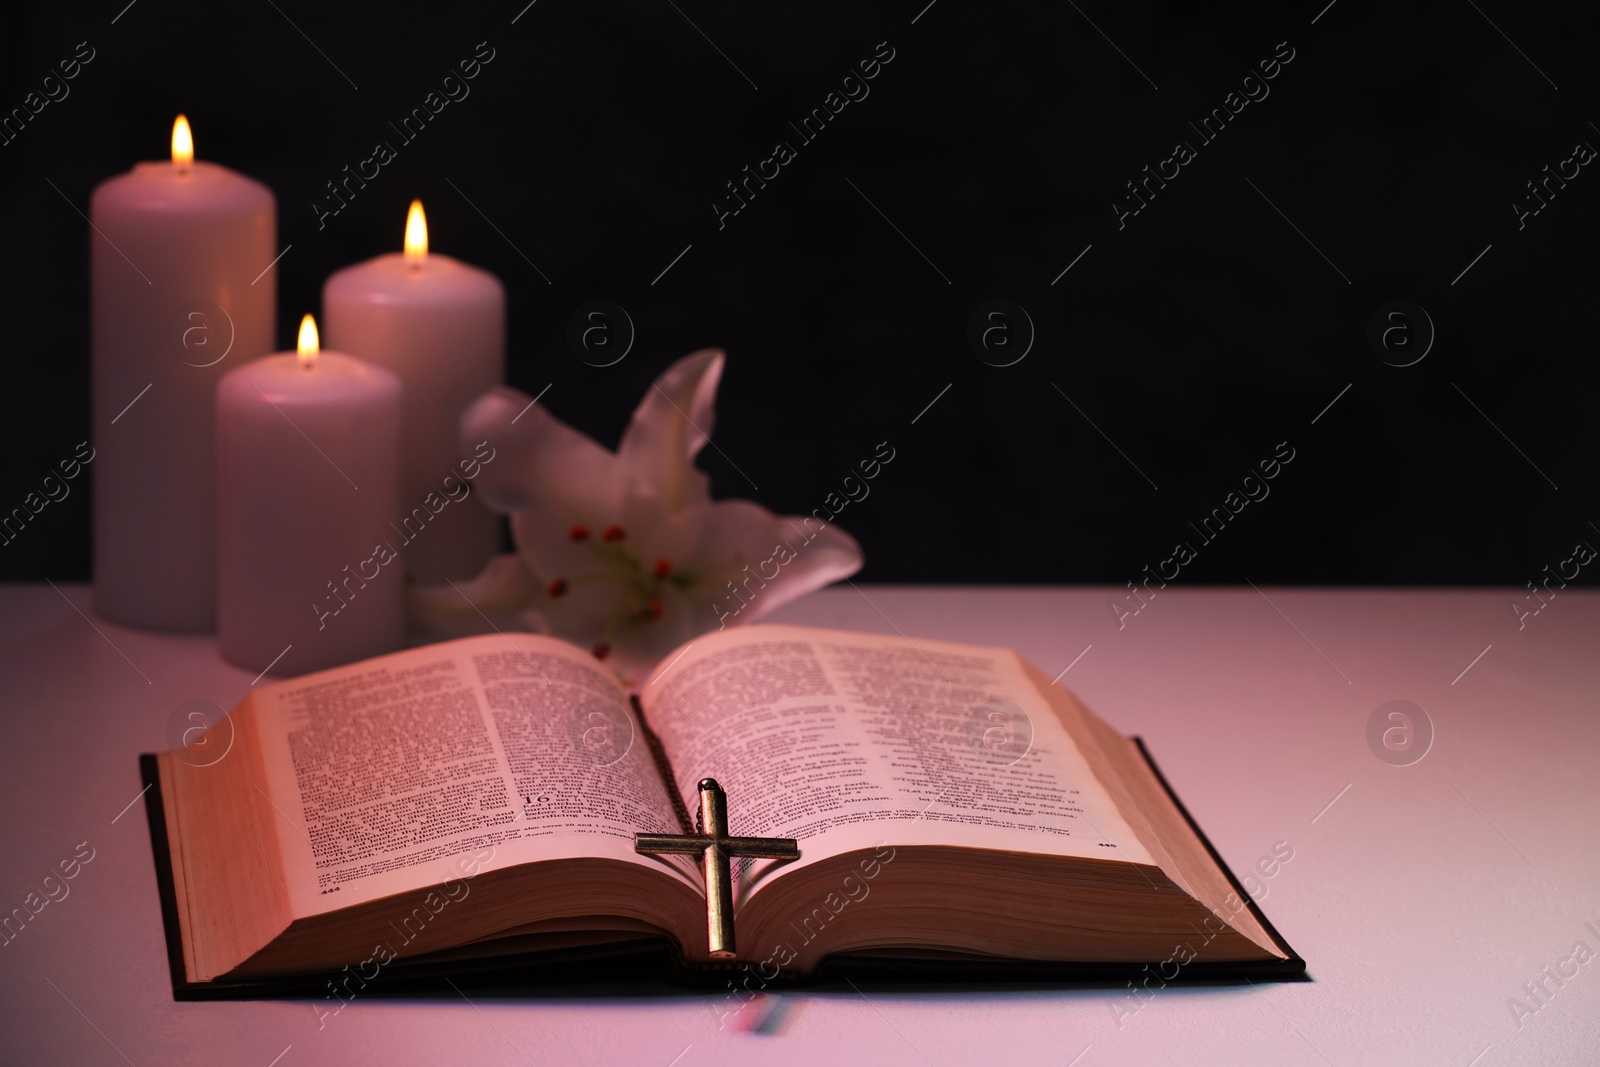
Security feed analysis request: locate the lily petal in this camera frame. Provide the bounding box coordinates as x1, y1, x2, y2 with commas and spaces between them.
408, 553, 546, 640
462, 386, 625, 520
616, 348, 722, 514
502, 485, 709, 645
681, 500, 864, 629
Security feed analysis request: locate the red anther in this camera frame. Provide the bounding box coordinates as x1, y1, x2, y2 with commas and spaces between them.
592, 643, 611, 661
601, 524, 626, 542
653, 558, 671, 578
642, 597, 663, 621
546, 578, 569, 598
568, 525, 590, 541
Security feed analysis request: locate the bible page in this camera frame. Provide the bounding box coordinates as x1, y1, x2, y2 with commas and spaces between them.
638, 625, 1154, 888
251, 634, 696, 917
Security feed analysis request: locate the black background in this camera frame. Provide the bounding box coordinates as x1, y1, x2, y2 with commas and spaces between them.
2, 0, 1595, 587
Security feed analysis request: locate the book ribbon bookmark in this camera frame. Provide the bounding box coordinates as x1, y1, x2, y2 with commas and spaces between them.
635, 778, 801, 959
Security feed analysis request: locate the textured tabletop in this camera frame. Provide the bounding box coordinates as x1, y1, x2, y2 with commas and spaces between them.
0, 583, 1595, 1066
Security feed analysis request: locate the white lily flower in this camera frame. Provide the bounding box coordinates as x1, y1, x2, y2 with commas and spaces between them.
411, 349, 863, 681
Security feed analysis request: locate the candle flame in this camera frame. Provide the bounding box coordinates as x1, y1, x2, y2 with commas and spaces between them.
404, 199, 428, 263
297, 314, 320, 368
171, 115, 194, 169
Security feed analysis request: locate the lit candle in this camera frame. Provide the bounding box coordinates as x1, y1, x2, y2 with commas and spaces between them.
90, 115, 276, 631
323, 200, 505, 585
216, 315, 403, 676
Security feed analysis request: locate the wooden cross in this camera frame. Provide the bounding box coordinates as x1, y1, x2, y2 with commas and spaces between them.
634, 778, 800, 958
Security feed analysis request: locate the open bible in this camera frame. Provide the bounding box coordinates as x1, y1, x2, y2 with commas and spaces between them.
144, 624, 1302, 997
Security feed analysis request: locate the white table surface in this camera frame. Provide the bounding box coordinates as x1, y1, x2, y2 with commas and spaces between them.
0, 583, 1595, 1066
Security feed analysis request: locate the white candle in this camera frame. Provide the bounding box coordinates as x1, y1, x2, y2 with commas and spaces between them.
216, 315, 403, 676
91, 115, 276, 631
323, 201, 505, 585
